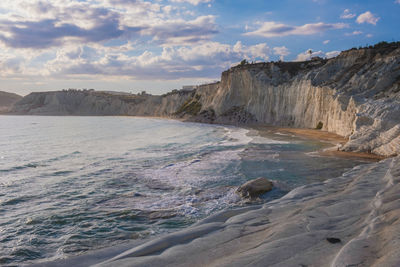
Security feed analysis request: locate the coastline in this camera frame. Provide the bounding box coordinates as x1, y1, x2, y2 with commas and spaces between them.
0, 114, 391, 162
89, 157, 400, 267
251, 125, 385, 162
92, 123, 398, 266
6, 41, 398, 266
26, 118, 397, 267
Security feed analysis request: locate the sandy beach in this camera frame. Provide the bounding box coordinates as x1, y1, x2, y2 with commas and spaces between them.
252, 125, 385, 162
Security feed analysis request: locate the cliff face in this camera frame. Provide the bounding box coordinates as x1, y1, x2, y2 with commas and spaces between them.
11, 90, 193, 117
188, 45, 400, 156
0, 91, 22, 113
10, 43, 400, 156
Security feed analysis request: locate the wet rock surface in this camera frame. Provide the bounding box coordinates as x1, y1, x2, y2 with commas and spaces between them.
236, 177, 273, 199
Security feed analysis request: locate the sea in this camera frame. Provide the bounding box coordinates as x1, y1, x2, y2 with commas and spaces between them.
0, 116, 369, 265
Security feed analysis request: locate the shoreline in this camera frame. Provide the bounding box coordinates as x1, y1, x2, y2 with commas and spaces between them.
26, 117, 395, 267
250, 125, 385, 162
55, 156, 400, 267
91, 158, 400, 267
0, 114, 388, 161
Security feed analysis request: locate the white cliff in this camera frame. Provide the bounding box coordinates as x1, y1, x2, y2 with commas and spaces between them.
0, 91, 22, 113
10, 42, 400, 156
191, 43, 400, 157
10, 90, 193, 117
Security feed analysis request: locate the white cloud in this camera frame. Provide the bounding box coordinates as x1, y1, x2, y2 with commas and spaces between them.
0, 0, 219, 49
143, 15, 218, 45
0, 0, 224, 81
273, 46, 290, 61
38, 41, 272, 80
345, 30, 363, 36
295, 49, 340, 61
325, 51, 340, 58
244, 21, 348, 37
323, 40, 330, 44
170, 0, 212, 5
340, 9, 356, 19
366, 34, 373, 38
233, 41, 270, 61
295, 50, 323, 61
396, 0, 400, 4
356, 11, 380, 25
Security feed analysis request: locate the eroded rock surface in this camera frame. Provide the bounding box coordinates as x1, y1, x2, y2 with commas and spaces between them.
85, 156, 400, 267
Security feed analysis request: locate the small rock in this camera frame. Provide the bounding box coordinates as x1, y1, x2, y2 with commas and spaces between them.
236, 177, 273, 199
326, 237, 341, 244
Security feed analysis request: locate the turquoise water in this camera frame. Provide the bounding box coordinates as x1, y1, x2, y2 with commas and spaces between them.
0, 116, 367, 265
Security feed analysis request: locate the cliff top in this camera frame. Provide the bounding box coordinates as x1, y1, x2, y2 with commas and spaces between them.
0, 91, 22, 106
225, 41, 400, 76
342, 41, 400, 56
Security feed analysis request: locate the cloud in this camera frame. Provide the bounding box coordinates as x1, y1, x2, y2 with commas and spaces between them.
143, 16, 218, 45
0, 18, 129, 49
325, 51, 340, 58
0, 0, 225, 81
170, 0, 212, 5
340, 9, 356, 19
273, 46, 290, 61
233, 41, 270, 61
295, 49, 340, 61
396, 0, 400, 4
244, 21, 348, 37
41, 41, 271, 80
323, 40, 330, 44
356, 11, 380, 25
0, 0, 218, 49
0, 53, 24, 75
345, 30, 363, 36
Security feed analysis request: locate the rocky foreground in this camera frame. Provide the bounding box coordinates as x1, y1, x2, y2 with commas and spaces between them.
95, 157, 400, 267
96, 156, 400, 267
34, 154, 400, 267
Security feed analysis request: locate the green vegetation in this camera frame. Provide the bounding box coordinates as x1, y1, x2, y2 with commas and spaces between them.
174, 95, 202, 116
348, 41, 400, 55
316, 121, 323, 130
240, 59, 248, 66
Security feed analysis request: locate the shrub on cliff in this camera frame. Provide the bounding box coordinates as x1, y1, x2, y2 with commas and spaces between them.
240, 59, 248, 66
174, 97, 202, 116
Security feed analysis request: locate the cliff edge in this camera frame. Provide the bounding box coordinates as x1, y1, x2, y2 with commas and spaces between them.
0, 91, 22, 113
9, 42, 400, 157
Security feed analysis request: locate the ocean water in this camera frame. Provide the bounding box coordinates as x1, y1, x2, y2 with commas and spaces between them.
0, 116, 368, 265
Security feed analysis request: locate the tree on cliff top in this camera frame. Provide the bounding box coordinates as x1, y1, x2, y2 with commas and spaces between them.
240, 59, 248, 66
307, 49, 313, 60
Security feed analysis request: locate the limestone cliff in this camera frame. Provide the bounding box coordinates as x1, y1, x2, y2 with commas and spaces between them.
10, 90, 193, 117
0, 91, 22, 113
9, 42, 400, 156
185, 42, 400, 157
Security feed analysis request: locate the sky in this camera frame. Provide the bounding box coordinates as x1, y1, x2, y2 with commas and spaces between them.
0, 0, 399, 96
